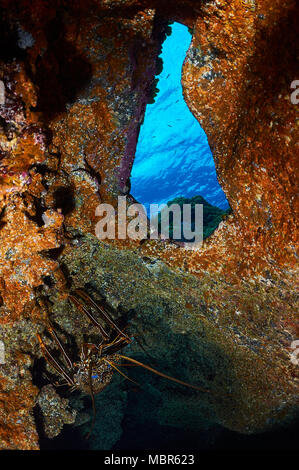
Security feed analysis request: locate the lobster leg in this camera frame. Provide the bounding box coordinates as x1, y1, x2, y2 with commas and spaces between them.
81, 336, 130, 358
37, 333, 75, 387
47, 325, 73, 370
70, 289, 132, 344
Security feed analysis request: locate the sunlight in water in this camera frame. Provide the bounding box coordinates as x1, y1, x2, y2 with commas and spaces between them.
130, 22, 228, 214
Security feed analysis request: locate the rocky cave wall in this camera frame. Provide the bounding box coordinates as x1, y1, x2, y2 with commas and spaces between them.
0, 0, 298, 449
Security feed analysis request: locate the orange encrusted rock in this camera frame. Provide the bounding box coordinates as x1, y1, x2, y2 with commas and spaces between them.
0, 0, 297, 449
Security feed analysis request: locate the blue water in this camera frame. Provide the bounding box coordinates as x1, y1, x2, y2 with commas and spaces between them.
130, 22, 228, 213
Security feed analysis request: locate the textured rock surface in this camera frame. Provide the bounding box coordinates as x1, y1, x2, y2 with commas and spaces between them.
37, 384, 76, 439
0, 0, 298, 450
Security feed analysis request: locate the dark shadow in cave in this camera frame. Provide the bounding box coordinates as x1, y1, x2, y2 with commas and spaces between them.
113, 418, 299, 451
0, 5, 93, 122
53, 185, 76, 216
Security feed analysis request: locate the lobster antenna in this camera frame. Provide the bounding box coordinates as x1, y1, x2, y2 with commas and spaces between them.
118, 355, 210, 393
86, 361, 97, 440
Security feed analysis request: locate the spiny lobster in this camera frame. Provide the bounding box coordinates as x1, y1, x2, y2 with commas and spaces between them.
37, 289, 209, 437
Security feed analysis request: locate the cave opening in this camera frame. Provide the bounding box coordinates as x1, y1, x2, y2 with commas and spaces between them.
130, 22, 230, 241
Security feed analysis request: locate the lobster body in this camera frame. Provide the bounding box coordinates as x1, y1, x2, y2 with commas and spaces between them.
73, 352, 117, 395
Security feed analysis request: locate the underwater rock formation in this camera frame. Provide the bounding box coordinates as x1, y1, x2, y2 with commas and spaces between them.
0, 0, 298, 449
